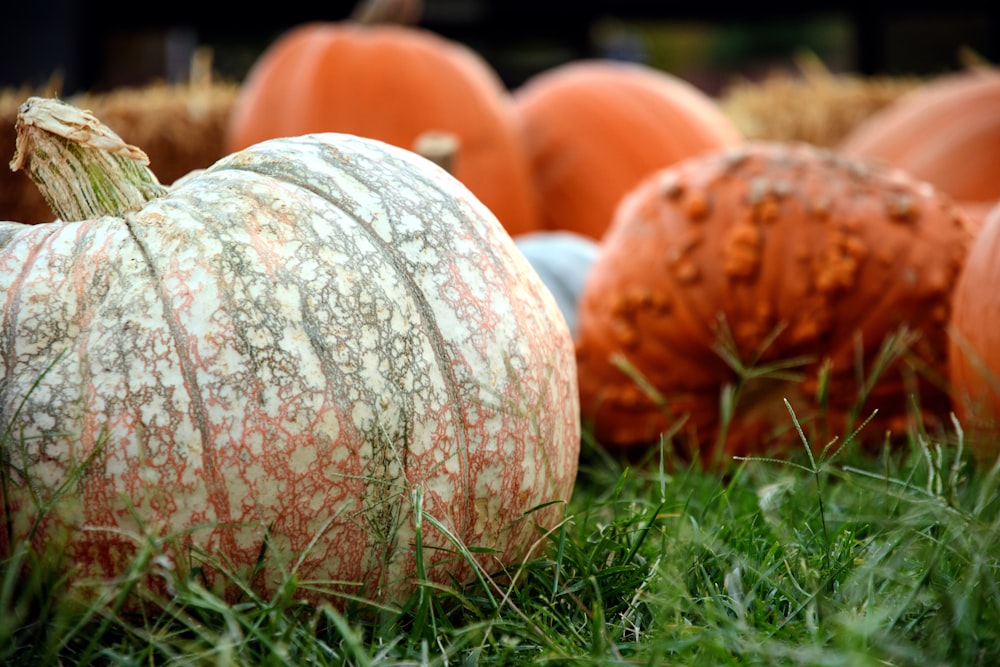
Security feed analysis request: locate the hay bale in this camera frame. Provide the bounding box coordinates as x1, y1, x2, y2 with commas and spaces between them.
0, 51, 238, 224
719, 52, 922, 148
0, 86, 56, 224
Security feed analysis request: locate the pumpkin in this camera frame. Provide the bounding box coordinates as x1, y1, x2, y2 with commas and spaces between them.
225, 15, 541, 237
574, 141, 973, 464
838, 68, 1000, 227
514, 230, 600, 338
0, 97, 579, 607
511, 59, 744, 240
948, 201, 1000, 455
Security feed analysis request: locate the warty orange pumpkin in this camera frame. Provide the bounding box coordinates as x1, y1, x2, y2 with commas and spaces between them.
512, 59, 744, 241
225, 14, 541, 237
0, 97, 579, 608
574, 141, 974, 465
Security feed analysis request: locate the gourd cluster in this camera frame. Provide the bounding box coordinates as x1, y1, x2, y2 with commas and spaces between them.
2, 0, 999, 611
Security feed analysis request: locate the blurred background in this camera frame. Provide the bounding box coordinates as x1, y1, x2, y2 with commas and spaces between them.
3, 1, 997, 96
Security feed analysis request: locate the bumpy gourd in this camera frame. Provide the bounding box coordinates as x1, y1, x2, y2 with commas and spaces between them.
575, 141, 972, 464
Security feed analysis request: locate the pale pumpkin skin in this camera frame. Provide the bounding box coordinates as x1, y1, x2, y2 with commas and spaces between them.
0, 131, 580, 606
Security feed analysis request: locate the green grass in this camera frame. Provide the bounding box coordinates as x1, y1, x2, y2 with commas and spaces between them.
4, 326, 1000, 665
4, 405, 1000, 666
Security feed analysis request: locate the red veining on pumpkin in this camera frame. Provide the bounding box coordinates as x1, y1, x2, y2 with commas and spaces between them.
0, 128, 579, 607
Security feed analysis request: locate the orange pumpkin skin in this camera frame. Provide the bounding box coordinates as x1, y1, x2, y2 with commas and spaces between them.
512, 59, 744, 240
575, 142, 974, 463
948, 202, 1000, 454
958, 198, 999, 234
838, 69, 1000, 212
226, 21, 541, 237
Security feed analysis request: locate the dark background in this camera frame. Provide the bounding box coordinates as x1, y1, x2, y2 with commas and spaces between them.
3, 1, 998, 97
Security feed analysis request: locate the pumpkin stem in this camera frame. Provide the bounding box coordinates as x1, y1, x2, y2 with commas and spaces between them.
9, 96, 168, 222
412, 130, 459, 175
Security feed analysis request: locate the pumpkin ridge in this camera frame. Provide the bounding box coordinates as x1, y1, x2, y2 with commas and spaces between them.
0, 223, 57, 392
210, 140, 496, 549
324, 137, 530, 299
120, 173, 426, 593
134, 177, 419, 594
120, 212, 240, 551
291, 274, 418, 594
318, 162, 478, 532
219, 149, 473, 392
358, 408, 411, 597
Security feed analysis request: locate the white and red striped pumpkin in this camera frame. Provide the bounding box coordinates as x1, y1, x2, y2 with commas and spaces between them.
0, 101, 579, 606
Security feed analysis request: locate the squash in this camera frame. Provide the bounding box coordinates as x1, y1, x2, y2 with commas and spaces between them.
948, 202, 1000, 456
838, 68, 1000, 228
225, 12, 541, 237
514, 230, 600, 338
512, 59, 743, 240
0, 97, 579, 607
574, 141, 973, 464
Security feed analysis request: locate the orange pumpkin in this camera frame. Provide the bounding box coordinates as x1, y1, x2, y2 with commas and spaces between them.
574, 142, 974, 464
948, 202, 1000, 455
512, 59, 744, 240
838, 68, 1000, 226
226, 19, 541, 236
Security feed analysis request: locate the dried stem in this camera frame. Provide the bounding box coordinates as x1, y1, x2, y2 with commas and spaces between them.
9, 96, 167, 222
412, 130, 459, 175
